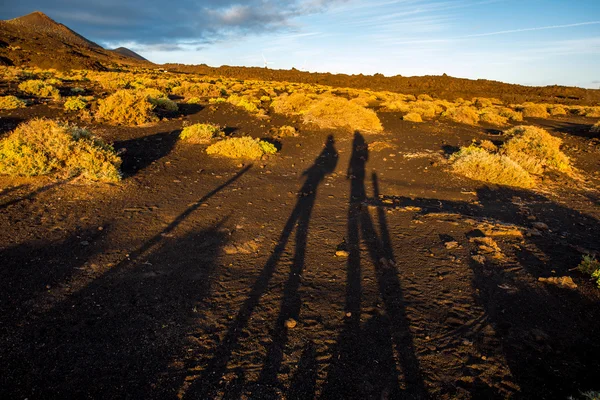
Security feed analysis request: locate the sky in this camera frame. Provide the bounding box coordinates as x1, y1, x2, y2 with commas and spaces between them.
1, 0, 599, 88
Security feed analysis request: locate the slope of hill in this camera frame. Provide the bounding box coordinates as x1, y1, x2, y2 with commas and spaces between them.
0, 11, 152, 70
112, 47, 148, 62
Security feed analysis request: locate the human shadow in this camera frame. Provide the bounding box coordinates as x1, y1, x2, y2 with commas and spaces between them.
0, 167, 251, 399
113, 130, 180, 177
0, 225, 110, 329
185, 135, 338, 399
321, 132, 427, 399
370, 185, 600, 398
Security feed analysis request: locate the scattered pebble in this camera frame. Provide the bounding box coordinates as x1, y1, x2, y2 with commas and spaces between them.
284, 318, 297, 329
335, 250, 349, 258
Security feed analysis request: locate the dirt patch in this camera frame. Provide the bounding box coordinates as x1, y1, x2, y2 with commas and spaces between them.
1, 87, 600, 399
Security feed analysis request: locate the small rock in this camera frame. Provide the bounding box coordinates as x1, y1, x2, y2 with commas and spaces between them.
80, 241, 90, 246
532, 222, 549, 231
538, 276, 577, 289
444, 241, 459, 249
335, 250, 349, 258
284, 318, 297, 329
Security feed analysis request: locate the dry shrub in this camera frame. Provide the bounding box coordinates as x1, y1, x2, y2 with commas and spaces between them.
271, 92, 315, 115
443, 106, 480, 125
473, 97, 503, 108
18, 79, 60, 99
206, 137, 277, 160
520, 103, 549, 118
277, 125, 298, 137
478, 109, 509, 126
187, 97, 202, 104
227, 94, 260, 113
64, 96, 87, 111
417, 94, 433, 101
302, 97, 383, 133
591, 121, 600, 133
549, 106, 567, 116
479, 140, 498, 152
0, 95, 26, 110
96, 90, 157, 126
0, 118, 121, 181
583, 107, 600, 118
172, 82, 225, 98
451, 146, 534, 188
403, 112, 423, 122
502, 125, 571, 174
180, 123, 223, 144
498, 107, 523, 122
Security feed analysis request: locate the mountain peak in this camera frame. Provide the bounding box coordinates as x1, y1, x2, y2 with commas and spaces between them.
6, 11, 102, 49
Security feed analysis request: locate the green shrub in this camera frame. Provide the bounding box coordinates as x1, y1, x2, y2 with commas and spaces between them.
18, 79, 60, 99
577, 255, 600, 288
0, 95, 26, 110
180, 123, 223, 144
187, 97, 202, 104
64, 96, 87, 111
149, 97, 178, 112
206, 137, 277, 159
96, 90, 157, 126
227, 94, 260, 113
0, 118, 121, 181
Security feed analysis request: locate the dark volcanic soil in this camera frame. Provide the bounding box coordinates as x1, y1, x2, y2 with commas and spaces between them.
1, 100, 600, 399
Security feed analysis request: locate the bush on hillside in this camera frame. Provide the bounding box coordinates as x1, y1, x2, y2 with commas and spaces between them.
0, 118, 121, 181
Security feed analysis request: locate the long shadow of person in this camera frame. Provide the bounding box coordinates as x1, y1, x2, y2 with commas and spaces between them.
369, 185, 600, 398
184, 135, 338, 399
322, 132, 427, 399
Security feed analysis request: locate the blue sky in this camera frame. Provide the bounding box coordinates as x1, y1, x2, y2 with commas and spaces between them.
2, 0, 599, 87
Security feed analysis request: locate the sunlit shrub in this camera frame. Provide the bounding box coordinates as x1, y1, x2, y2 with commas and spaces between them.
502, 125, 571, 174
206, 137, 277, 159
443, 106, 480, 125
180, 123, 223, 144
64, 96, 87, 111
451, 145, 534, 188
0, 95, 26, 110
271, 92, 315, 115
0, 118, 121, 181
519, 103, 549, 118
302, 96, 383, 133
96, 90, 157, 126
227, 94, 260, 113
18, 79, 60, 99
478, 108, 509, 126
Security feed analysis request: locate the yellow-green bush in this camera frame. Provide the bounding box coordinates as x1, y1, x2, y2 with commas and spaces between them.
18, 79, 60, 99
0, 118, 121, 181
149, 97, 178, 112
64, 96, 87, 111
271, 92, 315, 115
302, 96, 383, 133
96, 90, 157, 126
172, 82, 225, 98
227, 94, 260, 113
0, 95, 26, 110
502, 125, 571, 174
498, 107, 524, 122
520, 103, 549, 118
478, 109, 509, 126
403, 112, 423, 122
549, 105, 567, 116
206, 137, 277, 159
187, 97, 202, 104
443, 106, 480, 125
180, 123, 222, 144
451, 146, 534, 188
